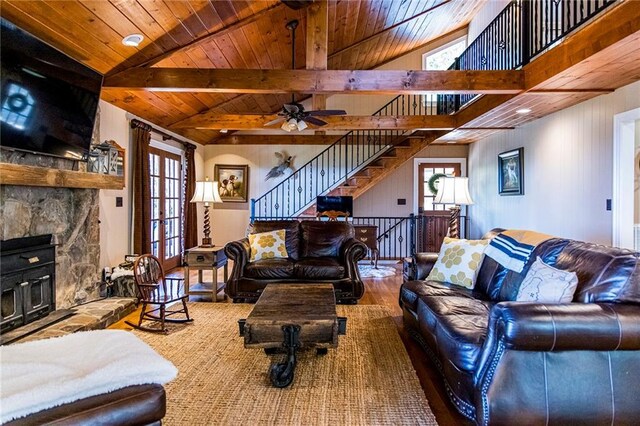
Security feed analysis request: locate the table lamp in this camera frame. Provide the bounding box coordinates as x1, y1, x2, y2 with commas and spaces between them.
190, 177, 223, 247
434, 176, 474, 239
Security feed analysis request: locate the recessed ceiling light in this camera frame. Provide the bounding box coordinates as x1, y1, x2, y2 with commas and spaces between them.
516, 108, 532, 114
122, 34, 144, 47
220, 129, 228, 134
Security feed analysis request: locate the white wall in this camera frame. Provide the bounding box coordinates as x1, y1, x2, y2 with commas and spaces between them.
468, 81, 640, 244
635, 119, 640, 223
98, 102, 132, 268
203, 144, 326, 246
467, 0, 511, 42
98, 101, 205, 267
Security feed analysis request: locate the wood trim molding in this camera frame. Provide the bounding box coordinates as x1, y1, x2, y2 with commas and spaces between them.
0, 163, 124, 190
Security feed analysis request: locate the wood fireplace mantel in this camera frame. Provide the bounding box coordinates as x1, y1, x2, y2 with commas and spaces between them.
0, 163, 124, 190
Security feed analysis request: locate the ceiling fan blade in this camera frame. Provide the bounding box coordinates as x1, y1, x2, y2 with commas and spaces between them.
308, 109, 347, 116
304, 116, 328, 126
283, 104, 299, 114
264, 117, 286, 126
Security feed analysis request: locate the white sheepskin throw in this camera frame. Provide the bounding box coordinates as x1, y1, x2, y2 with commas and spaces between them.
0, 329, 177, 423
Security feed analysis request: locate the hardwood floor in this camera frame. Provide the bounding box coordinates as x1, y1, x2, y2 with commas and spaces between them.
110, 263, 471, 425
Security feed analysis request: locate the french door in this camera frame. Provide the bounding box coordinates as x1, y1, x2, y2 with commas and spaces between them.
418, 162, 462, 252
149, 148, 182, 271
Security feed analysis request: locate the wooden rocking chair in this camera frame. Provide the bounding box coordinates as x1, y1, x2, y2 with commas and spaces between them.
125, 254, 193, 333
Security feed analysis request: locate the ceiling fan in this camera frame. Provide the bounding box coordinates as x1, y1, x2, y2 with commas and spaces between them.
264, 19, 346, 132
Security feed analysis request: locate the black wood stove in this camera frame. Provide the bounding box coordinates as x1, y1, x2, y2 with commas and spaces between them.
1, 235, 56, 333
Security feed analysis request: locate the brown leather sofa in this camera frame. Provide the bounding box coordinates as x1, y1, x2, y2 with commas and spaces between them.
5, 384, 166, 425
225, 220, 367, 303
401, 229, 640, 425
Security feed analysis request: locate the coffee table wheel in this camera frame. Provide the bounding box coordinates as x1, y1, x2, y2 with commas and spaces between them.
316, 347, 328, 355
270, 362, 295, 388
264, 347, 278, 355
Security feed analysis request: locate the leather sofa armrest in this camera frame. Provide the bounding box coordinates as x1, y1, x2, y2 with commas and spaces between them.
340, 237, 368, 265
488, 302, 640, 351
224, 238, 250, 279
413, 252, 439, 280
339, 237, 367, 300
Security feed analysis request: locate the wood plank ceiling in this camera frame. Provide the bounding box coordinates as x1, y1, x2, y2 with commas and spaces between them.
0, 0, 485, 144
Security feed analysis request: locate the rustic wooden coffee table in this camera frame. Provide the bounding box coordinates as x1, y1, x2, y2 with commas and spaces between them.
238, 283, 346, 388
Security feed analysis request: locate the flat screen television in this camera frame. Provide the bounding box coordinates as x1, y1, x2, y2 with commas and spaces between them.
316, 196, 353, 216
0, 18, 103, 160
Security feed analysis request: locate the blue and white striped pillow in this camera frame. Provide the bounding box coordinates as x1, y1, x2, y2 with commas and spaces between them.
484, 233, 535, 273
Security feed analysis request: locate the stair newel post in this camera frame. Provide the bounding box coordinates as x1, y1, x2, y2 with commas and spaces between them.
344, 137, 349, 186
409, 213, 416, 256
250, 198, 256, 222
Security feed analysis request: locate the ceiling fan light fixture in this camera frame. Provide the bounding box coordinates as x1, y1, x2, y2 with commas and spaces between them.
296, 120, 308, 131
282, 118, 298, 132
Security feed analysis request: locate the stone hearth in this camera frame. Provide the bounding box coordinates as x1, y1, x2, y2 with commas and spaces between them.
0, 150, 101, 309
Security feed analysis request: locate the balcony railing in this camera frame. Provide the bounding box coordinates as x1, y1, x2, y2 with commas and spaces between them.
438, 0, 617, 114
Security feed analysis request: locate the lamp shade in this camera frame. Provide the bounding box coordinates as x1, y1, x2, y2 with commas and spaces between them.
434, 177, 474, 205
190, 180, 222, 204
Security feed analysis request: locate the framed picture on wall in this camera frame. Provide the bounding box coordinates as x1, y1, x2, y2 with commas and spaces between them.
214, 164, 249, 202
498, 148, 524, 195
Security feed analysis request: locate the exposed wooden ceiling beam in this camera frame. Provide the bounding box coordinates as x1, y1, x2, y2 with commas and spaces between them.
214, 134, 341, 145
524, 0, 640, 90
307, 0, 328, 134
103, 69, 524, 94
172, 114, 456, 130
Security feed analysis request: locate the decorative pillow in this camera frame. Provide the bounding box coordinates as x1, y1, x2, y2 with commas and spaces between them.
516, 257, 578, 303
249, 229, 288, 262
426, 237, 489, 289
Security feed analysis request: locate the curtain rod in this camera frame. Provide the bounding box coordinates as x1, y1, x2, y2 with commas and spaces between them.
130, 118, 197, 150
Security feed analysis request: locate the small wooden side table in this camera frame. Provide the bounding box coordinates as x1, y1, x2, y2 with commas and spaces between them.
354, 225, 379, 268
184, 246, 228, 302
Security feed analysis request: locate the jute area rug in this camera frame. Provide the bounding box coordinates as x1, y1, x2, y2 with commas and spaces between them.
133, 303, 437, 425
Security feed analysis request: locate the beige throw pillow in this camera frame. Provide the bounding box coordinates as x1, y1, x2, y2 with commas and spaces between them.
426, 237, 489, 289
249, 229, 288, 262
516, 257, 578, 303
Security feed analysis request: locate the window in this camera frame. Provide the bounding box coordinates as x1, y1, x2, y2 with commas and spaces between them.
1, 82, 35, 130
421, 39, 467, 109
418, 163, 461, 212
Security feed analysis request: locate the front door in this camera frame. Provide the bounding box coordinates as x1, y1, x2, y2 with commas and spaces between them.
149, 148, 182, 271
417, 162, 462, 252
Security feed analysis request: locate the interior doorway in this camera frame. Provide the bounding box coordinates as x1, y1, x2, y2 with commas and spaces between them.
149, 147, 182, 271
414, 158, 467, 252
612, 108, 640, 250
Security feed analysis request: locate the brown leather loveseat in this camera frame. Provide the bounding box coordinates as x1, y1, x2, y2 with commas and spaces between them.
225, 220, 367, 303
401, 229, 640, 425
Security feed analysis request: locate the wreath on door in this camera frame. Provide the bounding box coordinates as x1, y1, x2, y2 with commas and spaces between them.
427, 173, 447, 195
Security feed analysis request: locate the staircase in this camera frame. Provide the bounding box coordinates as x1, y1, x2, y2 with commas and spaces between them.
301, 131, 446, 216
251, 95, 446, 219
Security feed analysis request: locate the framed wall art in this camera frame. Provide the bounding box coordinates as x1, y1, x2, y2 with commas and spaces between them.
214, 164, 249, 202
498, 148, 524, 195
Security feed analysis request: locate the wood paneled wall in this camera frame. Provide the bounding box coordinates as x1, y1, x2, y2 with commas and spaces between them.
467, 80, 640, 245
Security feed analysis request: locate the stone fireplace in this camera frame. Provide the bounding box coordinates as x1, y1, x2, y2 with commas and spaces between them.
0, 151, 101, 312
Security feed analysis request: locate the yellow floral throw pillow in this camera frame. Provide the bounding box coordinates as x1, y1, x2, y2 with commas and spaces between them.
249, 229, 288, 262
426, 237, 489, 289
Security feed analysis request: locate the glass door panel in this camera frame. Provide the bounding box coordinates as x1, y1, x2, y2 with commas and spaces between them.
149, 148, 182, 271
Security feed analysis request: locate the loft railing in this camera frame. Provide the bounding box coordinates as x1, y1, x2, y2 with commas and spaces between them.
438, 0, 617, 114
251, 94, 440, 219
